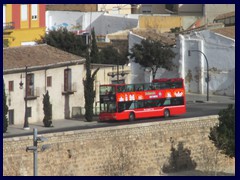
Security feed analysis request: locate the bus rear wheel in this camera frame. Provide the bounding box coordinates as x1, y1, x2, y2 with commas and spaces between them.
164, 109, 170, 118
129, 112, 135, 121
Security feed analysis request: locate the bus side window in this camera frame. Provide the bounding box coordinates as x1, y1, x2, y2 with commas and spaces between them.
138, 86, 143, 91
149, 84, 155, 90
153, 83, 159, 90
127, 88, 133, 92
163, 98, 171, 106
144, 84, 149, 91
135, 101, 140, 108
118, 86, 126, 92
118, 102, 125, 112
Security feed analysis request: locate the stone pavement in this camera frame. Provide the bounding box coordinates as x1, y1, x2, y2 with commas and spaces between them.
3, 93, 235, 138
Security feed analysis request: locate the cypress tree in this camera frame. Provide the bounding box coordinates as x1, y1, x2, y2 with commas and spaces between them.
42, 90, 53, 127
83, 50, 99, 121
90, 28, 100, 63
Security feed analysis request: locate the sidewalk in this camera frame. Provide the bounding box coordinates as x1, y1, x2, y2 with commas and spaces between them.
3, 117, 99, 138
3, 93, 235, 138
186, 93, 235, 104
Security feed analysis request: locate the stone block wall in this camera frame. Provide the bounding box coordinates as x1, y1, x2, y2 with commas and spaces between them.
3, 115, 235, 176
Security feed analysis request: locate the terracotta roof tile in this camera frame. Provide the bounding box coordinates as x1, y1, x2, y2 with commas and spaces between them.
132, 29, 176, 46
3, 44, 85, 70
211, 26, 235, 39
214, 11, 235, 21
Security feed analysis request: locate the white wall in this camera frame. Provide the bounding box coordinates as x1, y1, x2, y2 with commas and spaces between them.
4, 63, 85, 125
4, 63, 132, 125
179, 30, 235, 96
3, 5, 6, 25
128, 29, 235, 97
46, 11, 139, 37
46, 11, 94, 31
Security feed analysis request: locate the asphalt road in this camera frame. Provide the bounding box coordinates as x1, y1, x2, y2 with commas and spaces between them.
97, 102, 231, 125
4, 101, 233, 138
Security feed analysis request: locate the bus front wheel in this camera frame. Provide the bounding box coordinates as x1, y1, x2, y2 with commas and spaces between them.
164, 109, 170, 118
129, 112, 135, 121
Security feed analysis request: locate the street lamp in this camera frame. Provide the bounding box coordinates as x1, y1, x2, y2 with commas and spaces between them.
19, 66, 30, 130
110, 49, 128, 84
188, 50, 209, 101
107, 64, 128, 84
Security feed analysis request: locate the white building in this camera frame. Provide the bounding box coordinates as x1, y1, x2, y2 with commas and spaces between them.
46, 11, 139, 42
179, 26, 235, 97
128, 26, 235, 97
3, 44, 131, 125
3, 44, 85, 125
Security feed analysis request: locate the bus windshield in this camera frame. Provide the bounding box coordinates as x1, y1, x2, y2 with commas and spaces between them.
100, 85, 116, 95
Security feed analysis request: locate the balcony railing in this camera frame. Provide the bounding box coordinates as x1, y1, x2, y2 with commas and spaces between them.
25, 87, 40, 100
62, 83, 77, 95
3, 22, 15, 30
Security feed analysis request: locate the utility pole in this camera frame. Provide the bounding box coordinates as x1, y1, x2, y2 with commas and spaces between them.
26, 128, 50, 176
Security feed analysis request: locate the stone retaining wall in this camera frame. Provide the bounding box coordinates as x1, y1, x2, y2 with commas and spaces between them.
3, 115, 235, 176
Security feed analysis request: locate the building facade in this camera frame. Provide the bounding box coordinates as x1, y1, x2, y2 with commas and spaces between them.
3, 45, 85, 124
46, 4, 97, 12
128, 26, 235, 97
131, 4, 203, 15
179, 27, 235, 97
3, 44, 131, 125
3, 4, 46, 47
45, 10, 139, 42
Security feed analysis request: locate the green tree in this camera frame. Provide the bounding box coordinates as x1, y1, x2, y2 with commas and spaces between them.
83, 48, 100, 121
37, 28, 88, 57
3, 82, 8, 133
99, 46, 128, 65
209, 104, 235, 158
90, 28, 100, 63
130, 38, 176, 80
42, 91, 53, 127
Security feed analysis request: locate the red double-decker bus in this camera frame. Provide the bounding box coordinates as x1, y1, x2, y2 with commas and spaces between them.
99, 78, 186, 121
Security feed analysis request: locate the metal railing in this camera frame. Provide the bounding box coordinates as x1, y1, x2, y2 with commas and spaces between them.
62, 82, 77, 93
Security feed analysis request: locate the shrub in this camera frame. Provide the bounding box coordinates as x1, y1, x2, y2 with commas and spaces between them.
42, 91, 52, 127
209, 104, 235, 158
